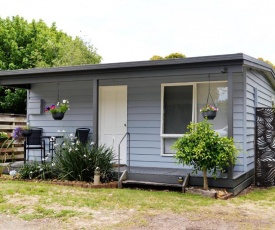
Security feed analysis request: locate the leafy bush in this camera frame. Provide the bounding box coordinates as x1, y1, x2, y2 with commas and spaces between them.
54, 139, 115, 182
18, 161, 58, 180
0, 87, 27, 114
173, 119, 239, 190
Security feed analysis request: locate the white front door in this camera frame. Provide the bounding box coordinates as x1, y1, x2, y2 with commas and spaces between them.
99, 86, 127, 165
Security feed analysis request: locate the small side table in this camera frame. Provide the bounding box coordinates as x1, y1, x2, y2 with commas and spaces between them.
42, 135, 63, 161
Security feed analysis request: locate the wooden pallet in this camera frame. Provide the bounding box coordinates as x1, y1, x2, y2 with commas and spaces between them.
0, 114, 26, 162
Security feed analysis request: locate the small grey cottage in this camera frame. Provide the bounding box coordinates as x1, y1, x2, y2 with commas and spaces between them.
0, 53, 274, 194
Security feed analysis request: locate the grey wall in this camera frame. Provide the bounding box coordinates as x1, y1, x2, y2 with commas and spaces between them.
245, 69, 275, 171
231, 69, 275, 173
100, 73, 227, 169
26, 69, 268, 172
27, 80, 94, 160
232, 72, 246, 172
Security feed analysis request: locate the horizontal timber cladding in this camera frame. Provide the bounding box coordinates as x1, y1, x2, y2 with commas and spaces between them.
28, 81, 93, 138
232, 73, 245, 172
246, 69, 275, 172
0, 114, 26, 162
100, 73, 228, 169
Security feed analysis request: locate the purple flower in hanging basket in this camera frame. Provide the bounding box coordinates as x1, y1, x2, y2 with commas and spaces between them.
44, 100, 70, 114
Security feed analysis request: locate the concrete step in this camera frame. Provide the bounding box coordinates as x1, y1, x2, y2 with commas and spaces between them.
127, 172, 185, 185
122, 180, 182, 188
119, 172, 190, 192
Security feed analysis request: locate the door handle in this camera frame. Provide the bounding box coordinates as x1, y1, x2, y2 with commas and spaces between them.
124, 124, 127, 127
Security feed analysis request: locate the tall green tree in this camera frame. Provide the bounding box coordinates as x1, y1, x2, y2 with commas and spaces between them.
0, 16, 102, 114
150, 52, 186, 60
258, 57, 275, 69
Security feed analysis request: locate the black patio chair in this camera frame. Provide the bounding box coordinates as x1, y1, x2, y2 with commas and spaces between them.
75, 128, 90, 144
24, 128, 46, 163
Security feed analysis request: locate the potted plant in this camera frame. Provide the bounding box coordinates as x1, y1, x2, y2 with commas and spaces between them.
200, 104, 218, 120
0, 132, 9, 142
45, 99, 70, 120
173, 120, 239, 190
13, 127, 24, 141
13, 123, 32, 141
21, 123, 32, 137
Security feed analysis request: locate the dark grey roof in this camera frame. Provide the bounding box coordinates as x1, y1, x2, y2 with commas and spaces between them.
0, 53, 273, 76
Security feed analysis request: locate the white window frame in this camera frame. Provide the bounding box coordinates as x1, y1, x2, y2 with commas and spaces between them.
160, 81, 227, 156
160, 83, 197, 156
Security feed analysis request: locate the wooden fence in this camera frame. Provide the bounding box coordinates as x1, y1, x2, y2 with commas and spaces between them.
0, 114, 26, 162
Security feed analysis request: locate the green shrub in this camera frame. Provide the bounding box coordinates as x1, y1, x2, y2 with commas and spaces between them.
18, 161, 57, 180
54, 139, 115, 182
173, 119, 239, 190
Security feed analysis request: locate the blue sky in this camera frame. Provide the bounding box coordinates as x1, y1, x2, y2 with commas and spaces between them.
1, 0, 275, 64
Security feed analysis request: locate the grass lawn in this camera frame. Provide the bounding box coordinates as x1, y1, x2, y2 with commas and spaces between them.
0, 179, 275, 229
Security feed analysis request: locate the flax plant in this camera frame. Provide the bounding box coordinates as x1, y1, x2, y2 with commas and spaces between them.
54, 138, 115, 182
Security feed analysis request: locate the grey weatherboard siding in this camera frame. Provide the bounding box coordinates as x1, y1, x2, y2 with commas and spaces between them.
101, 74, 229, 169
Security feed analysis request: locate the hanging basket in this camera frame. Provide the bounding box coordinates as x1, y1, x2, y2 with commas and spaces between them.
52, 112, 65, 120
201, 74, 218, 120
202, 110, 217, 120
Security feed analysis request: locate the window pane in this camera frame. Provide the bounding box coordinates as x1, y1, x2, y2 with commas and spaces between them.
197, 82, 228, 135
164, 138, 178, 154
164, 85, 193, 134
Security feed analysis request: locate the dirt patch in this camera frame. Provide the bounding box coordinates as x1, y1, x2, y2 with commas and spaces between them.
1, 207, 273, 230
129, 213, 239, 230
0, 210, 136, 230
0, 215, 63, 230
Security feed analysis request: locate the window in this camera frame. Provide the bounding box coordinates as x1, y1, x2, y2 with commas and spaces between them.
197, 82, 228, 134
161, 82, 228, 155
161, 83, 195, 155
164, 85, 193, 134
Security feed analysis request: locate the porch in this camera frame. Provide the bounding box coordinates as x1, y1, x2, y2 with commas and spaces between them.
115, 166, 254, 195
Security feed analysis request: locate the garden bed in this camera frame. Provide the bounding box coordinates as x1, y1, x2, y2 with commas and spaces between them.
48, 180, 118, 188
0, 175, 118, 189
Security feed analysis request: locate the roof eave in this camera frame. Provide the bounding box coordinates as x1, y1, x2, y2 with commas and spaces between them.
0, 53, 247, 77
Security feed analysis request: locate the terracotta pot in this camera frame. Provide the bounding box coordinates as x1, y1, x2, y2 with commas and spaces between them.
52, 112, 64, 120
202, 110, 217, 120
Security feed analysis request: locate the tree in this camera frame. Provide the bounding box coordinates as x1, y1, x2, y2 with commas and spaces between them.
150, 52, 186, 60
150, 55, 164, 60
0, 88, 26, 114
164, 53, 186, 59
0, 16, 102, 114
173, 120, 239, 190
258, 57, 275, 69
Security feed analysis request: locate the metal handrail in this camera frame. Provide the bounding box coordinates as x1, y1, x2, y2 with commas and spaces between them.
117, 132, 130, 181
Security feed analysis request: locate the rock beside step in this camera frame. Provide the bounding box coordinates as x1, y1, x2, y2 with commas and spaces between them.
185, 187, 233, 199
